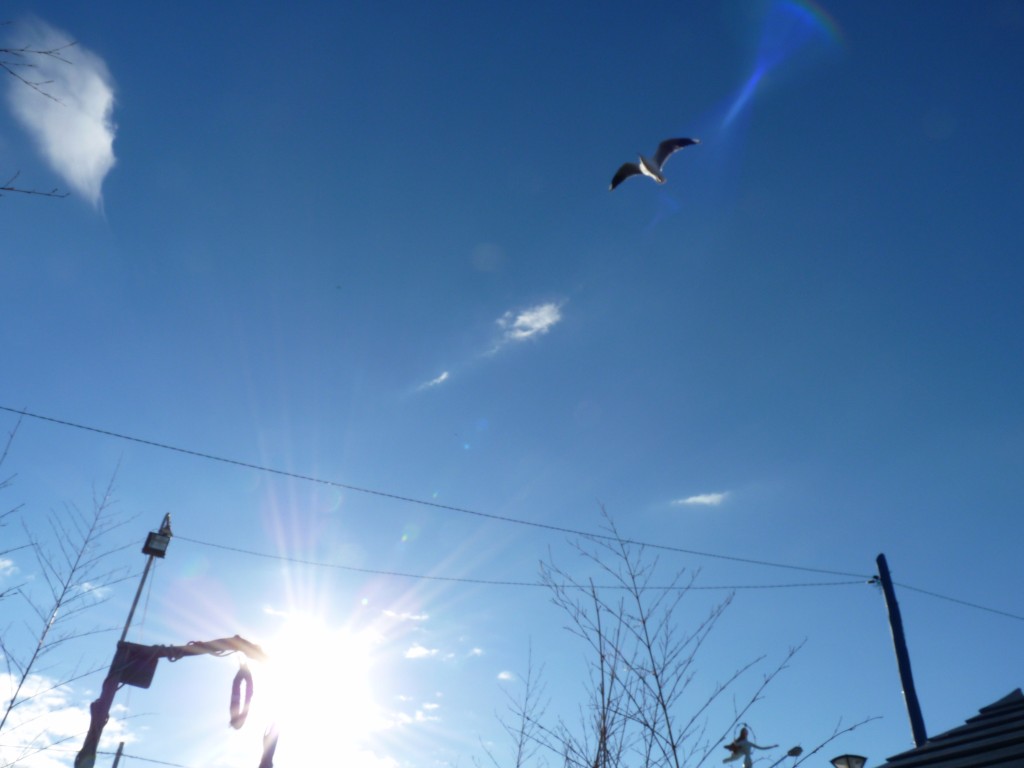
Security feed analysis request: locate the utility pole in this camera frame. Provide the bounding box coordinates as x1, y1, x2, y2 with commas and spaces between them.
75, 514, 173, 768
73, 514, 275, 768
120, 514, 172, 643
74, 515, 277, 768
875, 553, 928, 748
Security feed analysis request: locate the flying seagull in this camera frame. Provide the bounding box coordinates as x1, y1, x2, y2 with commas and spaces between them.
609, 137, 700, 190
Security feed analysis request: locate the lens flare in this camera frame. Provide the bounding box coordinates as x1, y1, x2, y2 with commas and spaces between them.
642, 1, 843, 233
723, 0, 845, 129
723, 64, 768, 128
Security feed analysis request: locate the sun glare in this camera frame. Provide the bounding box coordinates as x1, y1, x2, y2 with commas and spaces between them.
254, 613, 388, 763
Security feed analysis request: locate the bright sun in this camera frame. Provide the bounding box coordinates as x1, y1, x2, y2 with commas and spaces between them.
252, 613, 388, 763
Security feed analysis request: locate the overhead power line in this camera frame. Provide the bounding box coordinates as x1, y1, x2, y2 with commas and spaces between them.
109, 752, 193, 768
180, 537, 1024, 620
0, 405, 869, 579
177, 534, 866, 591
894, 581, 1024, 622
4, 405, 1019, 622
0, 744, 193, 768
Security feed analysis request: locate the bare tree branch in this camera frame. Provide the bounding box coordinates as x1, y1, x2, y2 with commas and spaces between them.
480, 645, 550, 768
1, 171, 69, 198
534, 509, 784, 768
498, 509, 878, 768
1, 23, 74, 198
0, 22, 76, 101
0, 470, 131, 747
791, 716, 881, 768
0, 414, 24, 529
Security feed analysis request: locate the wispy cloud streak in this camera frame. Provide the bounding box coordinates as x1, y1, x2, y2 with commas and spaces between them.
673, 492, 729, 507
384, 609, 430, 622
498, 302, 562, 342
417, 371, 450, 390
412, 300, 564, 392
5, 19, 117, 207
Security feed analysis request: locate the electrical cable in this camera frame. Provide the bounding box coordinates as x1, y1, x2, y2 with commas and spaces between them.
0, 745, 196, 768
894, 581, 1024, 622
0, 405, 868, 579
177, 534, 866, 591
8, 406, 1019, 621
107, 752, 193, 768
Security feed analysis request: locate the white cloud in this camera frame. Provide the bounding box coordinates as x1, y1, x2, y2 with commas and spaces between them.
5, 18, 117, 207
0, 672, 132, 768
497, 302, 563, 343
673, 492, 729, 507
391, 711, 415, 726
383, 609, 429, 622
468, 647, 484, 657
79, 581, 112, 599
497, 671, 515, 681
413, 301, 564, 386
413, 301, 563, 387
404, 643, 438, 659
0, 557, 17, 578
416, 371, 449, 391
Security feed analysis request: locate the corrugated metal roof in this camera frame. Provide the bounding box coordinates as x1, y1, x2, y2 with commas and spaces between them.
880, 689, 1024, 768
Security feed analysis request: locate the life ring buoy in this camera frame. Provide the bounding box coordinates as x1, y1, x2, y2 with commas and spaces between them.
229, 664, 254, 729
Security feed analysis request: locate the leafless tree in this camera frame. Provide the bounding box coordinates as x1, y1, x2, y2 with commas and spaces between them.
0, 460, 133, 766
1, 169, 67, 198
0, 416, 28, 601
480, 645, 550, 768
493, 511, 875, 768
1, 22, 72, 198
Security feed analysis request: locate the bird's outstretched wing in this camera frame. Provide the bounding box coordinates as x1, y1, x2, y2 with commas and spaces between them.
610, 162, 642, 190
653, 137, 699, 169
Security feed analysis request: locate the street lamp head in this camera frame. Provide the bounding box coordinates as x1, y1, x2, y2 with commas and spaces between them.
831, 756, 867, 768
142, 530, 171, 558
142, 513, 173, 558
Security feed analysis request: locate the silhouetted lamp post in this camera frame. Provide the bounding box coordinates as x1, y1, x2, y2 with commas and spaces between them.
120, 514, 172, 644
831, 756, 867, 768
76, 514, 172, 768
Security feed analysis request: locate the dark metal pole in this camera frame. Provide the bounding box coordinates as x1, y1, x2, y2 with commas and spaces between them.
876, 553, 928, 747
75, 515, 172, 768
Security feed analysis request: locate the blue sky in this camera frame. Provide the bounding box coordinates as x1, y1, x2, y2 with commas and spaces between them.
2, 2, 1023, 768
